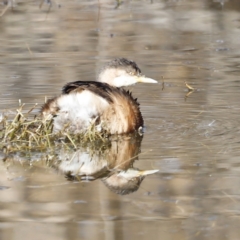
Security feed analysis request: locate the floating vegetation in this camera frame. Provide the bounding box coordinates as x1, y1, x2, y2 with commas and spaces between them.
0, 103, 111, 154
184, 81, 195, 100
185, 81, 195, 91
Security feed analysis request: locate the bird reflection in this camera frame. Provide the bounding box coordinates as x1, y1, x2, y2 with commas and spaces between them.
56, 134, 158, 195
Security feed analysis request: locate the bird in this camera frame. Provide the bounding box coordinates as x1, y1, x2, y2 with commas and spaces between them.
41, 58, 157, 134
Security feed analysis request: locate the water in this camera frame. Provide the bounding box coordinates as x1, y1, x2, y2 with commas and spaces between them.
1, 0, 240, 239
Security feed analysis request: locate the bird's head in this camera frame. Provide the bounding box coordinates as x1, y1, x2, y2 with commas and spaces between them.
98, 58, 158, 87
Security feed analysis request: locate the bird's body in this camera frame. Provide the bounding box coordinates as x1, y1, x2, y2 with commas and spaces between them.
41, 58, 157, 134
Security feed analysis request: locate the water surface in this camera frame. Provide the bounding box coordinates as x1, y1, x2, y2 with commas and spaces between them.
1, 0, 240, 239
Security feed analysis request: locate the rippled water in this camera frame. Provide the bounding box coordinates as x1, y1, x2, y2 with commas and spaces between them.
1, 0, 240, 239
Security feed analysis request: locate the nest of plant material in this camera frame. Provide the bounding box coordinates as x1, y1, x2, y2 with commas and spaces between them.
0, 104, 111, 154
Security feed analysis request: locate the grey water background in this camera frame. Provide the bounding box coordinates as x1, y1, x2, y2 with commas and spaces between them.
1, 0, 240, 239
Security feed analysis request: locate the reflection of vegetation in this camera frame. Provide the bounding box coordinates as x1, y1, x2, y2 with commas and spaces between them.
114, 0, 123, 9
2, 132, 158, 195
0, 104, 111, 154
0, 0, 11, 17
39, 0, 61, 9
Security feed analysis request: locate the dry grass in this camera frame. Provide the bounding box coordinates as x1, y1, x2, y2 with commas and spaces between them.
0, 104, 110, 154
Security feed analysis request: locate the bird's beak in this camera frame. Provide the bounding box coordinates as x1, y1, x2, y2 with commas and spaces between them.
137, 169, 159, 176
112, 75, 157, 87
137, 76, 158, 84
118, 169, 159, 178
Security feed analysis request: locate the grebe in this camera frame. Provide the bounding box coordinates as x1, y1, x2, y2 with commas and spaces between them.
41, 58, 157, 134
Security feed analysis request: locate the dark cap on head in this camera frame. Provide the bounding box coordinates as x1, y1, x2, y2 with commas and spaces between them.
102, 58, 142, 76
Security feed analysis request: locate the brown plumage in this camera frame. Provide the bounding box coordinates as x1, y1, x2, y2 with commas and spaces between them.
41, 58, 157, 134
